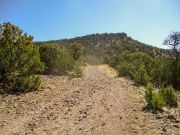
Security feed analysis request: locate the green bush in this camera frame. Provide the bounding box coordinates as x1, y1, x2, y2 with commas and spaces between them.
39, 42, 84, 75
14, 76, 41, 92
145, 83, 153, 107
68, 43, 83, 61
116, 61, 133, 77
145, 84, 166, 110
152, 59, 172, 86
108, 55, 119, 67
39, 45, 74, 74
151, 93, 166, 110
160, 86, 178, 107
145, 84, 178, 110
110, 51, 153, 85
107, 51, 178, 88
0, 22, 44, 93
133, 64, 151, 85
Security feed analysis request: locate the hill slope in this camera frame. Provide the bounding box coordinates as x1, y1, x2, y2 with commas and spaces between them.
37, 33, 168, 64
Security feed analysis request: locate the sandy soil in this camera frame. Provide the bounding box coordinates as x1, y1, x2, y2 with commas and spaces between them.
0, 65, 180, 135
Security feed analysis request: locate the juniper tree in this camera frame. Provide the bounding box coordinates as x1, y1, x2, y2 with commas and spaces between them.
0, 22, 44, 93
39, 45, 74, 74
69, 43, 83, 61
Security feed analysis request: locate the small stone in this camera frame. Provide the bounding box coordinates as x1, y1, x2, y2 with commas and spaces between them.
7, 110, 11, 113
101, 123, 106, 126
162, 107, 168, 112
175, 118, 180, 123
83, 129, 88, 132
156, 115, 162, 119
167, 115, 176, 120
174, 124, 179, 129
79, 128, 82, 131
132, 130, 138, 134
162, 128, 167, 132
133, 108, 137, 111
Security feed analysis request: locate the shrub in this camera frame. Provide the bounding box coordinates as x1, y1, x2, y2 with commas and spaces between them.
0, 22, 44, 93
14, 76, 41, 92
39, 45, 74, 74
108, 51, 153, 86
69, 43, 84, 67
160, 86, 178, 107
145, 84, 166, 110
145, 84, 178, 110
107, 55, 119, 67
152, 59, 172, 86
145, 83, 153, 107
116, 61, 133, 77
151, 93, 166, 110
68, 43, 83, 61
133, 64, 151, 85
107, 51, 178, 89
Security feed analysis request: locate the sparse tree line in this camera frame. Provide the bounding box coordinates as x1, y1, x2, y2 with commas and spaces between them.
0, 22, 83, 94
107, 32, 180, 110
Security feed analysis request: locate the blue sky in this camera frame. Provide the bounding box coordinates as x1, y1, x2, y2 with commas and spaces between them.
1, 0, 180, 48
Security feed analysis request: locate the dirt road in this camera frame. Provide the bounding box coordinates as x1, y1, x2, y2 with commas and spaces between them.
0, 65, 179, 135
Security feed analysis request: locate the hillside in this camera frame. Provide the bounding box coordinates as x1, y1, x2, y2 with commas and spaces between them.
36, 33, 168, 64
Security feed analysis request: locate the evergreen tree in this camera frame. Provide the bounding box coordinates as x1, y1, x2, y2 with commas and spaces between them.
0, 22, 44, 93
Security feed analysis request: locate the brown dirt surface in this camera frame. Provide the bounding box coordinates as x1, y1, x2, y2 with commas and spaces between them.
0, 65, 180, 135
